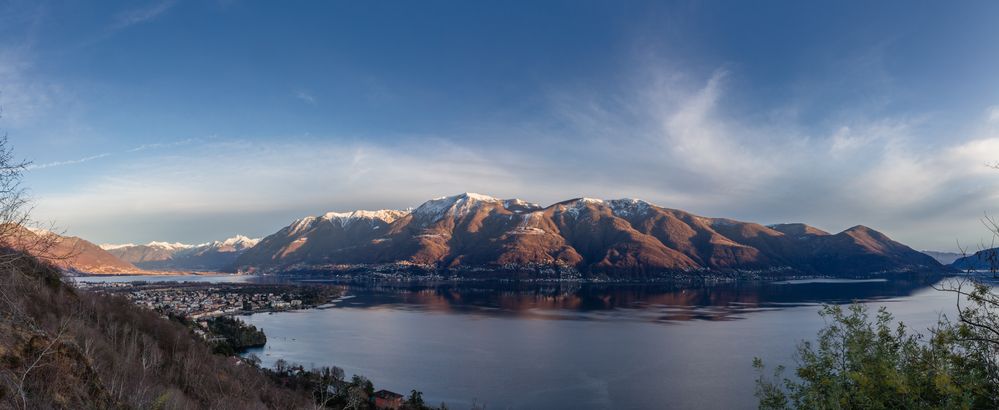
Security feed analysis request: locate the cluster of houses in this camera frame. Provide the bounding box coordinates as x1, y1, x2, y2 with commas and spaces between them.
79, 282, 304, 319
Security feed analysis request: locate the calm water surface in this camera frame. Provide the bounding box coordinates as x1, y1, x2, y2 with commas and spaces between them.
230, 275, 962, 410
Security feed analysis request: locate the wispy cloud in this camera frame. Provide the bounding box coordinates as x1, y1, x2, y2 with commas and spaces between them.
24, 61, 999, 250
110, 0, 176, 31
27, 153, 111, 170
126, 138, 199, 152
27, 137, 200, 171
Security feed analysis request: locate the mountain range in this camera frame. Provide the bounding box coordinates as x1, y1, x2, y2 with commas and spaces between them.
230, 193, 943, 278
951, 248, 998, 271
921, 250, 965, 265
101, 235, 260, 271
10, 226, 140, 274
24, 193, 948, 277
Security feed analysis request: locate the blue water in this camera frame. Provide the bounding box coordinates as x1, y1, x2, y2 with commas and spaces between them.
77, 273, 966, 408
231, 275, 962, 409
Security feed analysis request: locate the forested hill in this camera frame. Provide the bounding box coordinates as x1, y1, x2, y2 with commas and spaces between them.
0, 250, 314, 409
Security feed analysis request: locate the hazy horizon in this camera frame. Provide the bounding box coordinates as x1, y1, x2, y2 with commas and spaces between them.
5, 1, 999, 250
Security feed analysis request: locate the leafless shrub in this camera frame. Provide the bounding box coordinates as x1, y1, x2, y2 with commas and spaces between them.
931, 163, 999, 389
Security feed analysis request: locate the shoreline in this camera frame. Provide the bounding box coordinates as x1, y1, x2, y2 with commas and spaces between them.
69, 268, 957, 285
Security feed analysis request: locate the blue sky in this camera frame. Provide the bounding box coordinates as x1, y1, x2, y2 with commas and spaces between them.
4, 0, 999, 250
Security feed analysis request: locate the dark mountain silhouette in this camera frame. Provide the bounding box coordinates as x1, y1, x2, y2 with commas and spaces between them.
951, 248, 998, 271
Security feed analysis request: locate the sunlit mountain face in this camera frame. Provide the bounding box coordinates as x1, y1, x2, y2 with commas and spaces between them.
233, 193, 942, 277
101, 235, 261, 271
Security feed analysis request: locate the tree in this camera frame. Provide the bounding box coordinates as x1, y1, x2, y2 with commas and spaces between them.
754, 304, 995, 409
312, 365, 345, 409
0, 136, 74, 410
931, 165, 999, 389
404, 389, 427, 410
755, 161, 999, 409
0, 136, 32, 250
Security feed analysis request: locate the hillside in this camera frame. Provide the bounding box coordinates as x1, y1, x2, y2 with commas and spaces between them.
234, 193, 943, 277
10, 226, 141, 274
0, 250, 314, 409
951, 248, 998, 271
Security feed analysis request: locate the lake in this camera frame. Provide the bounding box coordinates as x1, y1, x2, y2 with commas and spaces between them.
230, 274, 964, 409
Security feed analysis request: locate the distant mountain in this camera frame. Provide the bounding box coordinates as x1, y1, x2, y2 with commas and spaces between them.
233, 193, 943, 278
12, 226, 140, 274
922, 250, 964, 265
951, 248, 998, 271
103, 235, 260, 271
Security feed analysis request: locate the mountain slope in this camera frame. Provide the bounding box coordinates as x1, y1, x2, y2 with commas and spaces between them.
12, 227, 140, 274
104, 235, 260, 271
233, 193, 942, 277
100, 241, 190, 265
0, 251, 313, 408
922, 251, 963, 265
951, 248, 998, 271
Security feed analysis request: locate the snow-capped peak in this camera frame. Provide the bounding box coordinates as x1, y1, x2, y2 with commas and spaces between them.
219, 235, 260, 247
99, 243, 136, 250
195, 235, 260, 251
322, 209, 409, 227
101, 241, 201, 251
414, 193, 503, 223
557, 197, 609, 219
146, 241, 196, 250
458, 192, 498, 201
289, 216, 320, 234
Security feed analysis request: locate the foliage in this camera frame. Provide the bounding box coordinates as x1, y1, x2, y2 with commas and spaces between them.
205, 316, 267, 354
754, 303, 997, 409
404, 389, 429, 410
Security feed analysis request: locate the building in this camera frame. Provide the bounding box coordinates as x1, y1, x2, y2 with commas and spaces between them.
373, 389, 404, 409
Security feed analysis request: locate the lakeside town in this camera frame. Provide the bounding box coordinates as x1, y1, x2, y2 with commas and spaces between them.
72, 280, 425, 409
76, 281, 342, 320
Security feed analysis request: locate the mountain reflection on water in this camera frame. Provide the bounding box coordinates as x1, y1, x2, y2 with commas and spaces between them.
324, 274, 947, 323
242, 274, 962, 410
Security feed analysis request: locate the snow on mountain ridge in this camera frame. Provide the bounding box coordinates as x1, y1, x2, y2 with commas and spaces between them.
146, 241, 196, 250
503, 198, 542, 213
103, 236, 260, 252
99, 243, 136, 250
414, 193, 501, 223
322, 209, 409, 227
455, 192, 498, 201
197, 235, 261, 250
607, 198, 652, 218
288, 216, 320, 235
556, 197, 607, 219
219, 235, 260, 247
